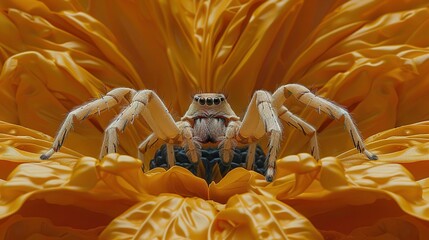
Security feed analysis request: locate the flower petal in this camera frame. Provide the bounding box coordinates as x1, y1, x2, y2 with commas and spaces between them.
0, 215, 103, 240
100, 194, 218, 239
209, 193, 323, 239
0, 122, 133, 225
99, 153, 209, 200
209, 153, 320, 203
282, 121, 429, 234
339, 121, 429, 179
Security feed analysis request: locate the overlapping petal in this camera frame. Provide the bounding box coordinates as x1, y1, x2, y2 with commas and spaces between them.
0, 120, 429, 238
99, 194, 218, 239
209, 193, 323, 240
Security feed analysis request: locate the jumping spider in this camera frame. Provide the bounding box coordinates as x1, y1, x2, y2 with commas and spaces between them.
41, 84, 377, 182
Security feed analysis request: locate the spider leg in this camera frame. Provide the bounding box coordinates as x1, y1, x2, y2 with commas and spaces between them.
101, 90, 180, 159
40, 88, 136, 160
272, 84, 377, 160
219, 121, 240, 166
166, 143, 175, 168
278, 106, 320, 160
138, 134, 176, 170
238, 90, 282, 182
245, 142, 257, 170
137, 133, 158, 163
137, 121, 201, 169
177, 121, 201, 164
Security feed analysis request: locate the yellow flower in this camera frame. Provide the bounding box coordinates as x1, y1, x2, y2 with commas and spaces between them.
0, 0, 429, 239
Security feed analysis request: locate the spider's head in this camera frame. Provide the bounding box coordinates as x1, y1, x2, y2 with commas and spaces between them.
182, 93, 239, 121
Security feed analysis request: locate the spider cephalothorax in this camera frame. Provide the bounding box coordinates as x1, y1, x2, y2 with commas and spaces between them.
41, 84, 377, 182
182, 93, 238, 145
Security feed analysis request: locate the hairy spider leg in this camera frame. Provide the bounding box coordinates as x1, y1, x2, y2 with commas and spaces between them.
238, 90, 282, 182
100, 90, 180, 159
177, 121, 201, 164
218, 121, 240, 166
40, 88, 136, 160
137, 133, 158, 166
272, 84, 377, 160
245, 142, 257, 170
277, 106, 320, 160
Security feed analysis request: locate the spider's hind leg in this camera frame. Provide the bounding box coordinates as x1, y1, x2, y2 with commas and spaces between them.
278, 106, 320, 160
273, 84, 377, 160
245, 142, 257, 170
137, 133, 159, 171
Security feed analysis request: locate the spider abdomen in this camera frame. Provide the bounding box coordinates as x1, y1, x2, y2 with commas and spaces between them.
192, 117, 225, 143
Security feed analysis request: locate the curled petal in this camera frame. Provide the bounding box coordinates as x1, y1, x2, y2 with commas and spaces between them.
339, 121, 429, 179
99, 154, 209, 200
209, 193, 323, 240
0, 156, 129, 219
0, 123, 132, 222
208, 168, 267, 204
209, 153, 320, 203
0, 120, 81, 180
100, 194, 218, 239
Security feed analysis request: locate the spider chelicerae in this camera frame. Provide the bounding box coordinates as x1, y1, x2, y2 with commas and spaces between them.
41, 84, 377, 182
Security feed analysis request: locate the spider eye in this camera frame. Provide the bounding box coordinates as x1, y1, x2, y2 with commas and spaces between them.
194, 96, 199, 102
214, 98, 220, 105
206, 97, 213, 105
199, 98, 206, 105
220, 97, 225, 102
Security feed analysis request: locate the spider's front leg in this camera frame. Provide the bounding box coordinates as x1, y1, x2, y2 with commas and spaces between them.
177, 121, 201, 165
219, 121, 240, 165
101, 90, 181, 160
238, 90, 282, 182
137, 121, 201, 169
40, 88, 136, 159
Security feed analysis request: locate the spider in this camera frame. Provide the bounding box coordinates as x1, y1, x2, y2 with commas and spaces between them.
40, 84, 377, 182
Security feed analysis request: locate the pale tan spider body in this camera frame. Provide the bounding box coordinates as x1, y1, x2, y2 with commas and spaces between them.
41, 84, 377, 182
